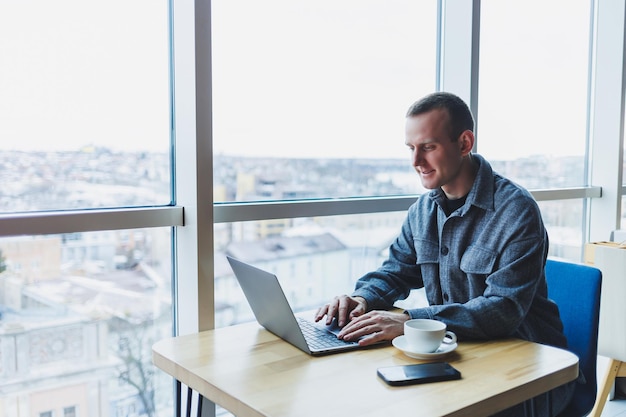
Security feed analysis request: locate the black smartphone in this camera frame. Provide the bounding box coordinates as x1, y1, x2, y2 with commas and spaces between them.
377, 362, 461, 386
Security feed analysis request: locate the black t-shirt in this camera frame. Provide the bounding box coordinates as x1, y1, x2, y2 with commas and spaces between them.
442, 194, 467, 216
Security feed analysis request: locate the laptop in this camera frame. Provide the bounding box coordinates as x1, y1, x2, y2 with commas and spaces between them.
226, 255, 364, 355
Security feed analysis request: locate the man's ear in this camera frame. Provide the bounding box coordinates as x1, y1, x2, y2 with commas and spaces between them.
458, 130, 475, 156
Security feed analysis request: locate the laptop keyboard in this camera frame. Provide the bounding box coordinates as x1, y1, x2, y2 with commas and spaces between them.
296, 317, 357, 350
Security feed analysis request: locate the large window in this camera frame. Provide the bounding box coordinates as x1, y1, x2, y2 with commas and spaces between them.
478, 0, 591, 188
0, 0, 171, 212
0, 1, 174, 416
478, 0, 592, 257
211, 0, 438, 338
212, 0, 438, 202
0, 229, 174, 416
214, 211, 407, 327
2, 1, 624, 417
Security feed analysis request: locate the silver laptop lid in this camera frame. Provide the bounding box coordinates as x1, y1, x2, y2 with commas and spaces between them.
226, 256, 360, 355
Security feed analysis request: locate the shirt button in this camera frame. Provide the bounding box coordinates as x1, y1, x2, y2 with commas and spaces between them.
441, 246, 449, 255
443, 293, 449, 301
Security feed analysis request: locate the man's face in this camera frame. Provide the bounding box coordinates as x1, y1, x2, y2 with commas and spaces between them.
405, 109, 467, 192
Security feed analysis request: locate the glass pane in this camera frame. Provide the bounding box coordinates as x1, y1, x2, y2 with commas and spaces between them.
0, 228, 174, 417
212, 0, 438, 202
0, 1, 171, 212
539, 200, 585, 261
478, 0, 591, 188
215, 212, 419, 327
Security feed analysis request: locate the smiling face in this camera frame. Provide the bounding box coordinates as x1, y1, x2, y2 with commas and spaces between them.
405, 108, 476, 199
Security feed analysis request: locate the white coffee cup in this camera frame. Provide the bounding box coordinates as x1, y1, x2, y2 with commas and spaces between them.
404, 319, 457, 353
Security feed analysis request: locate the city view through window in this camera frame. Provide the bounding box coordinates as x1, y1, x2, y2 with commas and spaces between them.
0, 0, 175, 414
0, 149, 593, 416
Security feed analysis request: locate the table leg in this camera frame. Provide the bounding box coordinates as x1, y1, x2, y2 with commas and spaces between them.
186, 387, 193, 417
546, 390, 552, 416
198, 395, 216, 417
523, 398, 538, 417
176, 380, 182, 417
197, 394, 204, 417
590, 359, 623, 417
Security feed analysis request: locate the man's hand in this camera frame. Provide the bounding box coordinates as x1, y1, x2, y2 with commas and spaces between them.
314, 295, 367, 328
337, 310, 410, 347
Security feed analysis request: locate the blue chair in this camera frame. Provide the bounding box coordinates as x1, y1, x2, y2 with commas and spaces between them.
545, 259, 602, 416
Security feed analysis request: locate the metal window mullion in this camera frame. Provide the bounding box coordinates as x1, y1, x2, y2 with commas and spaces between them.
588, 0, 626, 241
214, 187, 601, 223
0, 186, 599, 237
171, 0, 216, 342
0, 206, 183, 237
438, 0, 481, 135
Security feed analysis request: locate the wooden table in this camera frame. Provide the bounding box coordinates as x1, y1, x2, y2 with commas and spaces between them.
152, 321, 579, 417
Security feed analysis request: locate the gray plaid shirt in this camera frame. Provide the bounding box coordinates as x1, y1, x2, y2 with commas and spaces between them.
353, 154, 566, 347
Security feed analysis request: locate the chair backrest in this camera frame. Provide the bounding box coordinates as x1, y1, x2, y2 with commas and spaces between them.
545, 259, 602, 416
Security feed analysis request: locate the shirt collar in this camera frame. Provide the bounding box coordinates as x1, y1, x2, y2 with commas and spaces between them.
429, 153, 495, 213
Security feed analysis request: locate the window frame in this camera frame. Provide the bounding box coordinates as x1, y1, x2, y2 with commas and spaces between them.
588, 0, 626, 241
0, 0, 617, 332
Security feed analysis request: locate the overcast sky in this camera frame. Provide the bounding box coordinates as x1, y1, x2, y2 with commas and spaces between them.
0, 0, 590, 161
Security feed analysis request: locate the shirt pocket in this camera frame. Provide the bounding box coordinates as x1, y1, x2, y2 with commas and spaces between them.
460, 245, 497, 274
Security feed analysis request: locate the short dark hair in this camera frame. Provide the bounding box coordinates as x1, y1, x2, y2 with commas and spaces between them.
406, 92, 475, 141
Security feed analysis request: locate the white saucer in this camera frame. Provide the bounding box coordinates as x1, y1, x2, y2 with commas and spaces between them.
392, 335, 458, 359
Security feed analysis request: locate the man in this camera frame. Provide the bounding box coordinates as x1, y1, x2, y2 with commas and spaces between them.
314, 92, 576, 416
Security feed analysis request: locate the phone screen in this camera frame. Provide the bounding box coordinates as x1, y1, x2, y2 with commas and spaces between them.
377, 362, 461, 386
